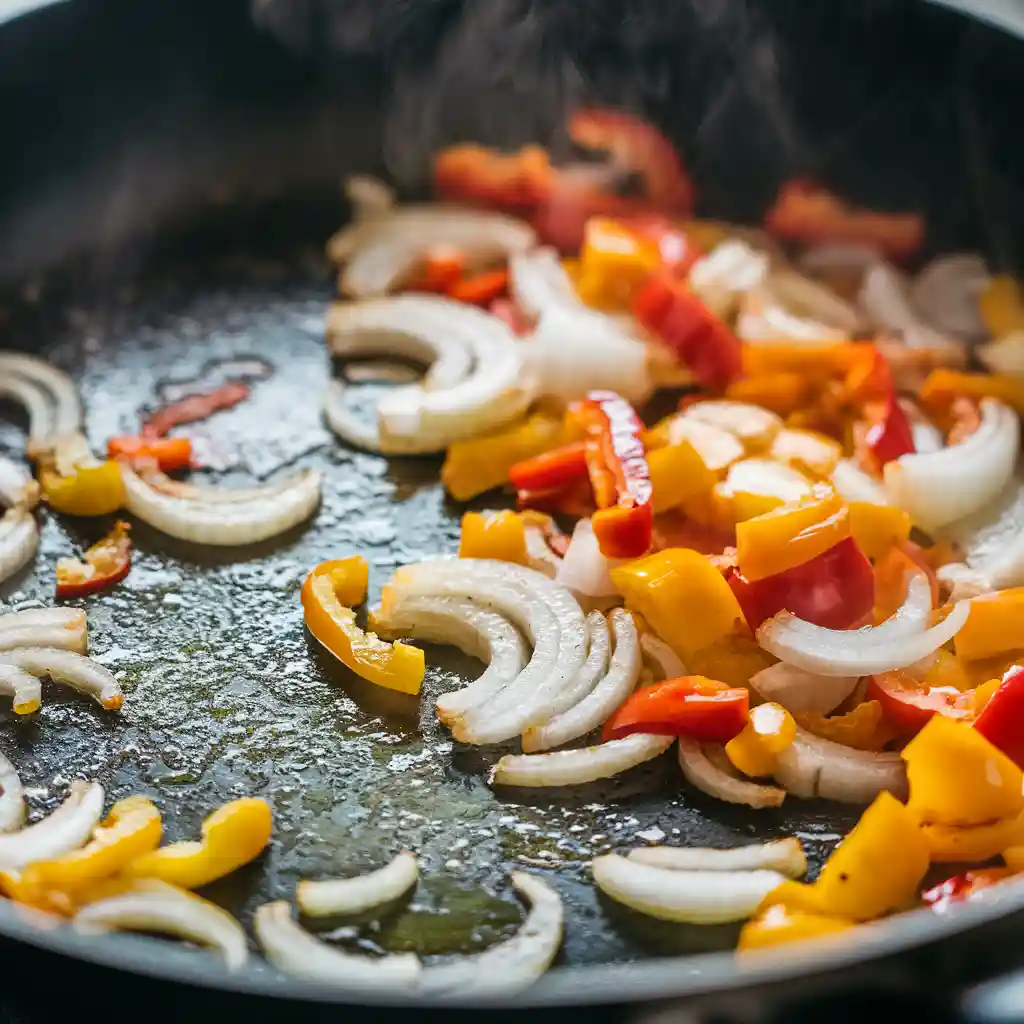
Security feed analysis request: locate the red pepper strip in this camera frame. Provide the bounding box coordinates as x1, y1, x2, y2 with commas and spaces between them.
107, 436, 192, 471
922, 868, 1013, 912
974, 665, 1024, 768
404, 248, 465, 293
864, 393, 916, 468
633, 273, 743, 390
515, 478, 595, 519
865, 670, 969, 734
433, 144, 555, 210
448, 268, 510, 307
143, 381, 250, 438
55, 521, 132, 599
602, 675, 748, 744
726, 536, 875, 631
508, 442, 589, 493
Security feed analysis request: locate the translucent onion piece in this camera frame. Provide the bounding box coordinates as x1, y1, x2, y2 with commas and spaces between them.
831, 458, 890, 506
978, 330, 1024, 377
76, 880, 248, 971
592, 854, 785, 924
736, 288, 848, 344
859, 262, 916, 332
544, 611, 610, 719
768, 269, 866, 334
121, 462, 321, 546
522, 609, 640, 752
554, 519, 620, 602
799, 243, 881, 275
345, 175, 396, 221
0, 353, 82, 451
688, 241, 769, 319
509, 247, 583, 322
0, 648, 122, 710
911, 254, 989, 340
0, 509, 38, 587
774, 727, 907, 803
640, 634, 686, 682
325, 379, 445, 455
0, 607, 88, 654
677, 737, 786, 809
139, 466, 299, 505
884, 399, 1019, 532
0, 751, 25, 834
371, 596, 528, 724
750, 662, 859, 716
628, 837, 806, 877
297, 851, 419, 918
0, 781, 104, 870
0, 454, 38, 510
523, 519, 563, 579
491, 733, 672, 788
0, 664, 42, 715
255, 900, 419, 986
420, 873, 563, 996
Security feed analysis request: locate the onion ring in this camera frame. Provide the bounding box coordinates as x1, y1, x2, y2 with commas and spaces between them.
750, 662, 859, 716
677, 737, 786, 809
544, 611, 610, 720
0, 664, 42, 715
509, 247, 583, 322
0, 608, 88, 654
911, 254, 989, 340
628, 838, 806, 877
297, 851, 419, 918
0, 752, 25, 834
0, 781, 104, 871
0, 353, 82, 454
831, 458, 890, 506
0, 649, 123, 710
639, 634, 686, 682
0, 509, 39, 588
0, 454, 39, 510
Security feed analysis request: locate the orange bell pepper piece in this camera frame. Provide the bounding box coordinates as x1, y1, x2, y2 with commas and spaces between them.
725, 373, 813, 418
738, 904, 854, 952
848, 502, 911, 562
458, 510, 527, 564
433, 144, 554, 209
740, 342, 862, 381
724, 702, 796, 777
647, 441, 715, 514
574, 217, 663, 310
956, 589, 1024, 662
920, 369, 1024, 418
403, 247, 466, 293
447, 268, 510, 306
794, 701, 887, 752
980, 276, 1024, 339
107, 436, 193, 471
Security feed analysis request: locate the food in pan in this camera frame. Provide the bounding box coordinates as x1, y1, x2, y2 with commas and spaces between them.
3, 107, 1024, 986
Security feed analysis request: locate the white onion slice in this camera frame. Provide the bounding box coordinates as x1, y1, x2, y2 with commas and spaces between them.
978, 330, 1024, 377
0, 353, 82, 453
688, 241, 769, 319
911, 254, 989, 340
372, 596, 529, 724
737, 288, 848, 344
345, 175, 396, 221
420, 873, 563, 996
750, 662, 859, 716
76, 880, 248, 971
325, 379, 444, 455
554, 520, 620, 602
884, 399, 1019, 532
0, 608, 88, 654
0, 751, 25, 834
0, 781, 104, 870
859, 262, 917, 332
543, 611, 610, 719
138, 466, 297, 505
509, 247, 583, 322
774, 727, 907, 803
768, 269, 866, 334
120, 462, 321, 546
640, 634, 686, 682
0, 648, 122, 710
677, 737, 786, 809
297, 851, 419, 918
627, 838, 806, 877
522, 609, 640, 752
0, 509, 38, 587
523, 518, 563, 579
831, 458, 890, 505
592, 854, 784, 924
0, 454, 39, 510
0, 664, 42, 715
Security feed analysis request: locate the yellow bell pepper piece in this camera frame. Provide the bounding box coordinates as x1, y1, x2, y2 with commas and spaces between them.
955, 590, 1024, 662
125, 797, 271, 889
920, 369, 1024, 418
312, 555, 368, 607
725, 702, 796, 777
741, 342, 863, 381
736, 485, 847, 582
716, 458, 814, 524
685, 635, 775, 689
847, 502, 911, 561
459, 510, 527, 564
647, 414, 745, 474
768, 428, 842, 479
972, 677, 1003, 712
40, 460, 125, 517
794, 701, 885, 752
647, 441, 715, 514
903, 715, 1024, 826
921, 811, 1024, 863
574, 217, 663, 310
980, 276, 1024, 339
684, 400, 783, 453
1003, 845, 1024, 871
738, 903, 854, 952
725, 373, 813, 419
679, 220, 731, 252
610, 548, 746, 660
302, 560, 424, 695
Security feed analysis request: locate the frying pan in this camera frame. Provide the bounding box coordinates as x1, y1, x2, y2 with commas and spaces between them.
2, 1, 1024, 1020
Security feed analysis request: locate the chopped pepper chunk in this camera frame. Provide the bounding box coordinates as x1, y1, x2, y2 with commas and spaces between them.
459, 510, 527, 565
107, 435, 193, 471
725, 702, 796, 777
956, 590, 1024, 663
55, 521, 133, 599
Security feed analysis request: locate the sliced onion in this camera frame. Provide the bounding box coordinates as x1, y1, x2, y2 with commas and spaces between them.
592, 854, 784, 924
688, 241, 769, 319
639, 634, 686, 682
297, 851, 419, 918
370, 596, 528, 724
543, 611, 610, 719
509, 247, 583, 322
774, 727, 907, 803
750, 662, 859, 716
736, 288, 848, 344
884, 399, 1019, 532
799, 243, 881, 276
522, 609, 640, 752
628, 837, 806, 877
0, 664, 41, 715
0, 781, 104, 870
0, 752, 25, 834
325, 380, 439, 455
0, 608, 88, 654
76, 880, 248, 971
331, 206, 535, 297
0, 509, 39, 587
677, 737, 786, 809
0, 454, 39, 510
978, 330, 1024, 377
0, 353, 82, 453
120, 462, 321, 546
859, 262, 917, 332
831, 458, 890, 506
911, 254, 989, 340
0, 649, 122, 710
420, 872, 563, 996
345, 175, 396, 221
523, 517, 563, 579
554, 519, 620, 603
768, 269, 866, 334
137, 466, 299, 505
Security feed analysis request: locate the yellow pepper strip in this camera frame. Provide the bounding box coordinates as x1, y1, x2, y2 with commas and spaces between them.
441, 412, 580, 502
125, 797, 271, 889
611, 548, 746, 660
574, 217, 663, 310
738, 903, 855, 952
726, 374, 813, 419
302, 561, 425, 695
313, 555, 368, 607
685, 635, 775, 689
921, 811, 1024, 863
794, 701, 886, 752
741, 342, 863, 381
903, 715, 1024, 827
768, 428, 842, 479
847, 502, 911, 562
972, 678, 1003, 713
725, 702, 796, 777
715, 458, 814, 524
980, 275, 1024, 339
648, 441, 715, 514
919, 369, 1024, 418
736, 485, 847, 582
684, 400, 783, 453
678, 220, 731, 252
459, 510, 527, 564
40, 460, 125, 516
955, 589, 1024, 662
646, 415, 744, 474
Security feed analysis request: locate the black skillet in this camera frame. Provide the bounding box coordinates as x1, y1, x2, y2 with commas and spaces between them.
2, 1, 1024, 1021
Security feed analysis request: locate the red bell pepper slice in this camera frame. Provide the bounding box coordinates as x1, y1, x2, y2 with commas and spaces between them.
922, 868, 1013, 912
864, 393, 915, 468
107, 436, 193, 471
404, 248, 466, 293
55, 521, 132, 599
508, 442, 589, 493
865, 671, 969, 734
727, 536, 875, 631
447, 268, 510, 307
974, 665, 1024, 768
515, 479, 595, 519
144, 381, 250, 438
433, 144, 555, 210
602, 675, 748, 744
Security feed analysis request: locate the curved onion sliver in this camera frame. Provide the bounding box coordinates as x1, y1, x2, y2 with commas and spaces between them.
509, 247, 583, 322
76, 880, 248, 971
799, 243, 881, 276
0, 353, 82, 453
750, 662, 859, 716
544, 611, 610, 720
420, 873, 563, 996
859, 262, 917, 332
0, 648, 122, 710
0, 752, 25, 834
736, 288, 848, 344
978, 330, 1024, 377
325, 379, 445, 455
768, 269, 866, 334
491, 734, 672, 788
0, 781, 104, 871
911, 254, 989, 340
345, 175, 396, 221
628, 838, 806, 877
297, 851, 419, 918
554, 519, 620, 604
523, 517, 563, 579
0, 608, 87, 654
137, 465, 299, 505
640, 634, 686, 682
522, 609, 640, 752
0, 664, 42, 715
0, 509, 39, 587
592, 854, 785, 924
0, 454, 39, 510
688, 241, 769, 319
831, 458, 890, 506
884, 400, 1019, 532
255, 900, 419, 986
121, 462, 321, 546
774, 727, 907, 803
677, 737, 785, 809
371, 596, 529, 725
